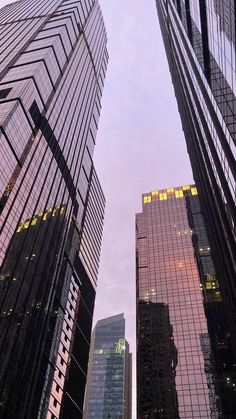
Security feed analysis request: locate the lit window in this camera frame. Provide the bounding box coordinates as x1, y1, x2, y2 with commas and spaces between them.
183, 185, 190, 190
167, 187, 174, 193
151, 190, 158, 196
159, 192, 167, 201
175, 190, 183, 198
23, 221, 30, 229
191, 187, 198, 195
31, 217, 37, 225
143, 195, 152, 204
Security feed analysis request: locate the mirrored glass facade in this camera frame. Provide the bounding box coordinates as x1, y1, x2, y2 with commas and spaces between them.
83, 314, 132, 419
136, 186, 236, 418
0, 1, 108, 418
156, 0, 236, 357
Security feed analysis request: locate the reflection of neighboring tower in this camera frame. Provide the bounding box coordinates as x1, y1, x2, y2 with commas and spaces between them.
0, 166, 106, 419
200, 333, 218, 417
137, 301, 179, 418
213, 0, 234, 44
84, 314, 132, 419
187, 194, 236, 417
0, 206, 67, 417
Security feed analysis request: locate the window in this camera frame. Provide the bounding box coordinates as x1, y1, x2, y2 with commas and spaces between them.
191, 187, 198, 195
175, 190, 184, 198
0, 88, 11, 99
159, 192, 167, 200
143, 195, 152, 204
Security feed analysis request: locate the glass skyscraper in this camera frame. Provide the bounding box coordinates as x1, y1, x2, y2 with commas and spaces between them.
0, 1, 108, 418
83, 314, 132, 419
156, 0, 236, 354
136, 186, 236, 418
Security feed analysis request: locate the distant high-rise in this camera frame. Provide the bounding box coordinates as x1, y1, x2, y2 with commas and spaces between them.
83, 314, 132, 419
156, 0, 236, 350
0, 1, 108, 418
136, 186, 236, 418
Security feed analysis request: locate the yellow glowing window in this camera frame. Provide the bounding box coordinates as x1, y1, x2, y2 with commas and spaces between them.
151, 190, 158, 196
31, 217, 38, 226
159, 192, 167, 201
143, 195, 152, 204
191, 187, 198, 195
167, 188, 174, 193
183, 185, 190, 191
175, 190, 184, 198
23, 221, 30, 229
16, 223, 24, 233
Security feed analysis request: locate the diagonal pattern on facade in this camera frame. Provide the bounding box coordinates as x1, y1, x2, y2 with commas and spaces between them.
0, 1, 108, 418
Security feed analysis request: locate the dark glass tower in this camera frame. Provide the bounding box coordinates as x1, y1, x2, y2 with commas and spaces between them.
83, 314, 132, 419
136, 186, 236, 419
0, 1, 108, 418
156, 0, 236, 352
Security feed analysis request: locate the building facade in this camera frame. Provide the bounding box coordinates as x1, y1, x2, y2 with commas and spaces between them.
0, 1, 108, 418
156, 0, 236, 352
83, 314, 132, 419
136, 186, 236, 419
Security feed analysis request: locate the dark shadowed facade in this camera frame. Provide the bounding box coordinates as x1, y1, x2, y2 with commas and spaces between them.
0, 1, 108, 418
156, 0, 236, 359
83, 314, 132, 419
136, 186, 236, 419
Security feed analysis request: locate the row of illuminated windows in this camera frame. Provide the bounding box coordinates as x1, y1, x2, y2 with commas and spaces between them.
143, 187, 198, 204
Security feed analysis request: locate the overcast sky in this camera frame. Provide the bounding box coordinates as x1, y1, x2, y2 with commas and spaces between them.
94, 1, 193, 417
0, 0, 193, 417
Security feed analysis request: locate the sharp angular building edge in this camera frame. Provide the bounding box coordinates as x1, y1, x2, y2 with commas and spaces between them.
0, 1, 108, 418
83, 314, 132, 419
155, 0, 236, 352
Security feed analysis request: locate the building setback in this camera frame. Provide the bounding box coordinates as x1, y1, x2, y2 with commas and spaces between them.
0, 1, 108, 418
136, 186, 236, 419
83, 314, 132, 419
155, 0, 236, 354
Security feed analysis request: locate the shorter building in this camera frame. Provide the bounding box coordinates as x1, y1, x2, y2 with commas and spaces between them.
83, 314, 132, 419
136, 185, 236, 418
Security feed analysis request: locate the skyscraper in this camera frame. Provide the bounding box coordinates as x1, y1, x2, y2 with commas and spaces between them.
83, 314, 132, 419
156, 0, 236, 350
136, 186, 236, 418
0, 1, 108, 418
